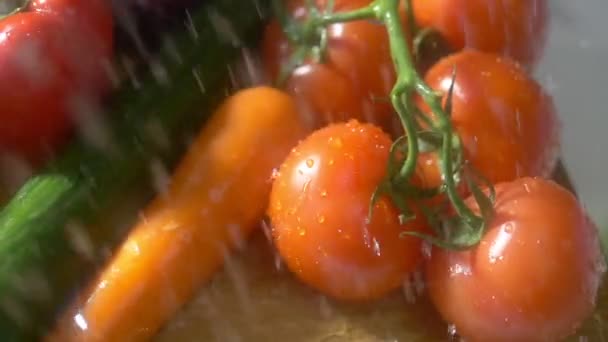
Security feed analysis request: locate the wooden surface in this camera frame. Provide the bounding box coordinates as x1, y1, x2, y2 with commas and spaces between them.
152, 161, 608, 342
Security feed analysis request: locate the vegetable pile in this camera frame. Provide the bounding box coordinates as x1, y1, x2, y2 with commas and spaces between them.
0, 0, 605, 341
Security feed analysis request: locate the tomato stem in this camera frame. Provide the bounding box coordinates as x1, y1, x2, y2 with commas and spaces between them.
318, 5, 376, 24
271, 0, 300, 43
273, 0, 493, 250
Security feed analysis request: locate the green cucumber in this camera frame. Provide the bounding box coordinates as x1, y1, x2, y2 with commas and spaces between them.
0, 0, 270, 340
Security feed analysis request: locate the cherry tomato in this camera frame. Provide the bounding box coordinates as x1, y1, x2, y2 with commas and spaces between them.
285, 63, 365, 129
415, 50, 559, 190
412, 0, 549, 69
426, 177, 605, 342
262, 0, 410, 130
268, 120, 429, 301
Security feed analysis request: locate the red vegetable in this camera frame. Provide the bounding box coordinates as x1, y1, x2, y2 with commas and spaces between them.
415, 50, 560, 192
412, 0, 549, 69
0, 1, 113, 162
268, 120, 429, 301
262, 0, 410, 130
426, 177, 605, 342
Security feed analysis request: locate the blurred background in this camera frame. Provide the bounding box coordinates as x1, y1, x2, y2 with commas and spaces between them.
539, 0, 608, 231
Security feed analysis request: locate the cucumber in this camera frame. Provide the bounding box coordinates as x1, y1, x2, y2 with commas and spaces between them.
0, 0, 270, 340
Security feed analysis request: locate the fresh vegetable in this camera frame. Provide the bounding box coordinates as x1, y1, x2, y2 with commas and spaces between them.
412, 0, 549, 69
268, 120, 429, 301
262, 0, 410, 130
0, 0, 270, 339
48, 86, 307, 342
29, 0, 114, 92
426, 177, 605, 342
415, 50, 560, 191
0, 0, 113, 162
283, 62, 367, 130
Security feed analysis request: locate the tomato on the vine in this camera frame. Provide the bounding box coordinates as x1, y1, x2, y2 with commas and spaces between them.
285, 63, 371, 129
262, 0, 411, 130
0, 1, 113, 162
412, 0, 549, 69
415, 50, 559, 191
426, 177, 605, 342
268, 120, 429, 301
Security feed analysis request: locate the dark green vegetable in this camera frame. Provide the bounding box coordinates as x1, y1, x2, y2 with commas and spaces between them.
0, 0, 270, 340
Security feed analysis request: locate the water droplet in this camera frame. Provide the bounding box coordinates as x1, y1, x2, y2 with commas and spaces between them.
372, 238, 381, 256
328, 159, 335, 166
128, 240, 141, 255
447, 324, 458, 338
271, 168, 280, 179
329, 137, 343, 148
298, 229, 306, 237
402, 277, 417, 304
65, 221, 95, 261
302, 180, 311, 193
305, 159, 315, 168
320, 189, 327, 197
74, 312, 89, 331
274, 253, 283, 271
421, 241, 432, 259
317, 215, 326, 224
449, 263, 472, 277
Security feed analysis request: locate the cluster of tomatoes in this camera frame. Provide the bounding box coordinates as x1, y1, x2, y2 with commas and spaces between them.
0, 0, 113, 163
259, 0, 606, 341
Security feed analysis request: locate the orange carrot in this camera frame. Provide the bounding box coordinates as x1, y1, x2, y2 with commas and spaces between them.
47, 86, 307, 341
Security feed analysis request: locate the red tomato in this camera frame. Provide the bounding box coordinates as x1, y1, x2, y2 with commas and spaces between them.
415, 50, 559, 191
0, 2, 113, 162
285, 63, 365, 129
29, 0, 114, 92
0, 13, 75, 161
412, 0, 549, 69
268, 120, 429, 301
262, 0, 410, 130
426, 177, 605, 342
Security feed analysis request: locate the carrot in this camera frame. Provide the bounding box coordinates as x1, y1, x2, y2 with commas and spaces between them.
47, 86, 308, 341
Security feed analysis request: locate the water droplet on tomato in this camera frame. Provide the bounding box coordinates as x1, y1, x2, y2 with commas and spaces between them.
317, 215, 326, 224
328, 137, 343, 148
402, 277, 417, 304
320, 189, 328, 197
298, 229, 306, 237
328, 159, 335, 166
447, 324, 458, 338
372, 238, 381, 256
449, 263, 472, 277
274, 253, 283, 271
305, 159, 315, 168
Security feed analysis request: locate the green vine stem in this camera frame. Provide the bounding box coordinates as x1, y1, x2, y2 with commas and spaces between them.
273, 0, 493, 250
